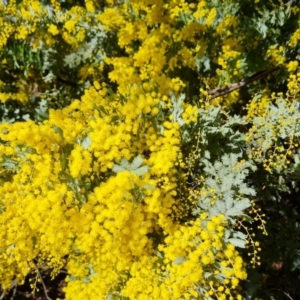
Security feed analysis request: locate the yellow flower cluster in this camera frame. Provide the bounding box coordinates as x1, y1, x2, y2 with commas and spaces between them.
266, 45, 286, 65
0, 81, 246, 300
0, 121, 70, 289
289, 20, 300, 47
120, 214, 247, 300
0, 72, 222, 299
287, 72, 300, 96
0, 91, 28, 103
287, 60, 299, 73
182, 104, 199, 124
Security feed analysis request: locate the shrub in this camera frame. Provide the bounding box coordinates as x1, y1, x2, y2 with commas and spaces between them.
0, 0, 300, 299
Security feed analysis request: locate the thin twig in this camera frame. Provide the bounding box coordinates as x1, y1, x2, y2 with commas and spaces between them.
269, 288, 294, 300
208, 65, 283, 99
9, 283, 17, 300
36, 268, 52, 300
283, 292, 294, 300
0, 289, 5, 300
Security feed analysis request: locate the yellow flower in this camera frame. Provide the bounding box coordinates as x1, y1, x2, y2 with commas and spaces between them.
205, 8, 217, 26
64, 19, 76, 33
85, 0, 95, 13
48, 24, 59, 36
287, 60, 299, 73
15, 25, 29, 40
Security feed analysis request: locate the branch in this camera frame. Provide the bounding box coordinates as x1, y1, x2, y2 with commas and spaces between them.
208, 65, 283, 99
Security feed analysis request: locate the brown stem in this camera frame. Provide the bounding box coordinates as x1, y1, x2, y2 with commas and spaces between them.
208, 65, 283, 99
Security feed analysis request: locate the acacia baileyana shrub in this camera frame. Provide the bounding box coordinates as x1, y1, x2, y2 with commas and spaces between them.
0, 1, 300, 299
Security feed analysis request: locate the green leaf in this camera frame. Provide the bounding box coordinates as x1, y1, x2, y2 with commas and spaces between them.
228, 237, 246, 248
112, 155, 149, 176
170, 92, 185, 126
79, 136, 92, 150
173, 257, 186, 265
225, 199, 251, 217
131, 155, 143, 170
112, 165, 125, 173
133, 166, 149, 176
